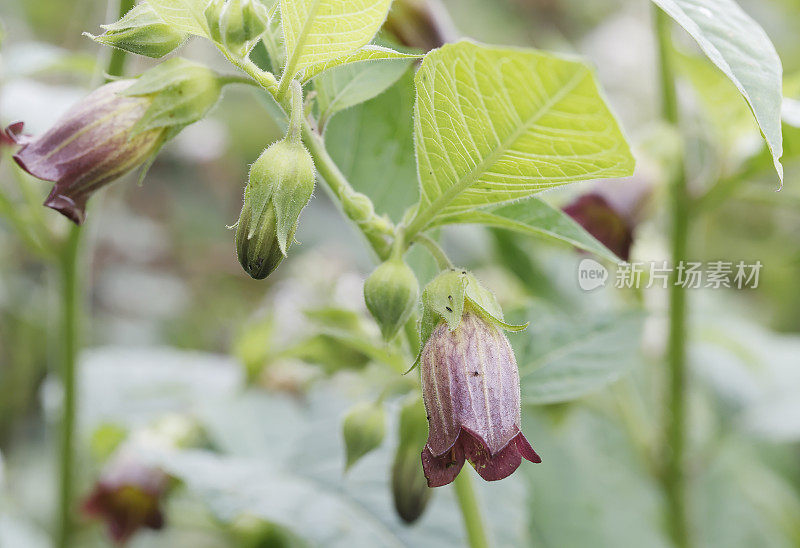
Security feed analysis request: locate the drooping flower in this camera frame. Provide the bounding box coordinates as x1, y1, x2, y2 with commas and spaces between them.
10, 58, 222, 224
11, 81, 164, 224
418, 270, 541, 487
82, 457, 171, 545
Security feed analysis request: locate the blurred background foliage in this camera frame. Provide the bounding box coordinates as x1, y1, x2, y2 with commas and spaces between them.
2, 0, 800, 546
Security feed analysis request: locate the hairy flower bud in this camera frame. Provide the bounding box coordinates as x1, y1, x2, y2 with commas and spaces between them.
11, 81, 164, 224
342, 401, 385, 470
10, 59, 222, 224
85, 1, 188, 58
364, 257, 419, 340
205, 0, 269, 58
392, 395, 432, 523
235, 139, 315, 279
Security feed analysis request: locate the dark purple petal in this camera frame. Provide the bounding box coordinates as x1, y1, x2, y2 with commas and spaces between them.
421, 442, 465, 488
563, 193, 634, 261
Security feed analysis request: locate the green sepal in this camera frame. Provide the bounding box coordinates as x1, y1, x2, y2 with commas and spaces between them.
123, 58, 223, 136
85, 1, 188, 59
267, 140, 316, 255
418, 269, 524, 354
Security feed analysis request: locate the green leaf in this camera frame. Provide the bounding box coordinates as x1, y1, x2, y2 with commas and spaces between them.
280, 0, 392, 78
324, 68, 418, 222
410, 41, 634, 233
516, 308, 643, 404
302, 44, 420, 81
147, 0, 210, 37
652, 0, 784, 181
432, 197, 620, 262
315, 57, 412, 128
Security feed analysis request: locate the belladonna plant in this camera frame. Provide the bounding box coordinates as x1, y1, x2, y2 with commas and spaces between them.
417, 270, 541, 487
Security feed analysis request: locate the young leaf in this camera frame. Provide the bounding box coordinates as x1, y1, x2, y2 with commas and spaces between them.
409, 41, 634, 234
280, 0, 392, 79
148, 0, 210, 37
315, 58, 412, 127
431, 198, 620, 262
651, 0, 784, 182
302, 45, 420, 81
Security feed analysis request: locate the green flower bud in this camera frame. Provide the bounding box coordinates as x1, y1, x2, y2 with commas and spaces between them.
364, 257, 419, 341
391, 395, 432, 523
85, 2, 188, 58
342, 401, 385, 471
205, 0, 269, 58
342, 191, 375, 222
235, 139, 315, 279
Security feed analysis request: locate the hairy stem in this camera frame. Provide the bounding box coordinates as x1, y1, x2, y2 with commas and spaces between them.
56, 2, 132, 545
453, 470, 491, 548
655, 7, 691, 548
414, 233, 454, 270
55, 225, 82, 548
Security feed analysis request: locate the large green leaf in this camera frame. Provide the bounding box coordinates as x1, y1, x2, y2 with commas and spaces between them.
652, 0, 784, 181
315, 58, 413, 128
515, 308, 643, 404
432, 198, 620, 261
280, 0, 392, 78
147, 0, 209, 37
410, 40, 634, 232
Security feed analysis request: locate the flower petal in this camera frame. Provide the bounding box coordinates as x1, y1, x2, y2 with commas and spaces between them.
421, 443, 464, 488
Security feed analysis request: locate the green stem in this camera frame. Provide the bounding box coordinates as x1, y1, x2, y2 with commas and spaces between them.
453, 470, 491, 548
55, 225, 82, 548
55, 2, 132, 545
413, 233, 454, 270
655, 8, 691, 548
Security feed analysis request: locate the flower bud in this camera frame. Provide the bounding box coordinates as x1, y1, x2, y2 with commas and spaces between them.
392, 395, 432, 523
364, 257, 419, 341
11, 81, 164, 224
85, 1, 188, 58
82, 455, 172, 544
342, 401, 385, 471
342, 191, 374, 222
563, 193, 633, 261
235, 139, 315, 279
205, 0, 269, 58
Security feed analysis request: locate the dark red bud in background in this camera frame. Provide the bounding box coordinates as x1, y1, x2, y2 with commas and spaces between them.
82, 457, 171, 545
563, 192, 634, 261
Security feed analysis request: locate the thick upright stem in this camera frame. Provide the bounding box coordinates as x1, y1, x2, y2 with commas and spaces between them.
655, 8, 691, 548
55, 2, 132, 545
453, 470, 491, 548
55, 224, 82, 548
